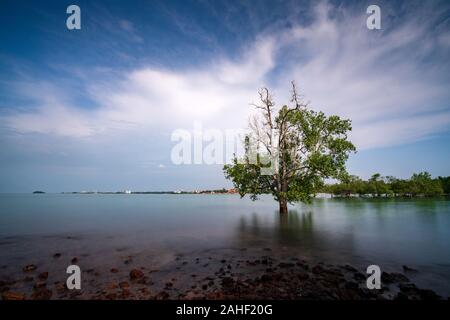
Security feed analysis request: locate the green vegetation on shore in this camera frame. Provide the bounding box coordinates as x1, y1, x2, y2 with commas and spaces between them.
320, 172, 450, 197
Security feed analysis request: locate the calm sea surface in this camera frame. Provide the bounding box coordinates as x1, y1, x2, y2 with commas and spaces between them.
0, 194, 449, 296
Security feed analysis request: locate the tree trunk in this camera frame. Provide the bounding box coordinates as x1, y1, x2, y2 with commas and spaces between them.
279, 197, 288, 215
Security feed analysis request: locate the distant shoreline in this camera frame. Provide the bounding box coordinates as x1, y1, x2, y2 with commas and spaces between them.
29, 191, 449, 199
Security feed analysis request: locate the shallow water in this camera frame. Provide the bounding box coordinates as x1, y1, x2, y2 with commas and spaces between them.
0, 194, 449, 296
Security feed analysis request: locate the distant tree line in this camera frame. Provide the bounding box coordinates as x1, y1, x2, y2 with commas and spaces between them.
320, 172, 450, 197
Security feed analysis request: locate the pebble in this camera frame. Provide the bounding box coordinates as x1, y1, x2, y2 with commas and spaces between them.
129, 269, 144, 280
22, 264, 37, 272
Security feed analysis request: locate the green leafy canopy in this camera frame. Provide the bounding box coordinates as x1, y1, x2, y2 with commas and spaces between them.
223, 82, 356, 205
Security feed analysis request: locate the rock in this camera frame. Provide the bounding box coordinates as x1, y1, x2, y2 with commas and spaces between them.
119, 289, 131, 299
221, 277, 234, 288
129, 269, 144, 280
23, 264, 37, 272
24, 276, 34, 282
297, 273, 310, 281
53, 253, 61, 258
31, 289, 52, 300
155, 291, 170, 300
119, 281, 130, 289
353, 272, 365, 281
418, 289, 441, 300
106, 282, 119, 290
2, 291, 26, 300
312, 265, 325, 274
278, 262, 295, 268
33, 281, 46, 289
105, 293, 117, 300
398, 283, 441, 300
382, 272, 409, 284
38, 272, 49, 280
343, 265, 358, 273
71, 257, 78, 264
345, 281, 359, 289
394, 292, 409, 300
402, 265, 418, 273
110, 268, 119, 273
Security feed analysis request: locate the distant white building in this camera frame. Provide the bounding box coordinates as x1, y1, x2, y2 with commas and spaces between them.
124, 190, 132, 194
315, 193, 332, 199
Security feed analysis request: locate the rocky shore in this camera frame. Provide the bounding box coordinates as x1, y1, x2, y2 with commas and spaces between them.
0, 248, 446, 300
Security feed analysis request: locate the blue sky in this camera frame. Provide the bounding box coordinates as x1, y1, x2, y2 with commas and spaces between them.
0, 0, 449, 192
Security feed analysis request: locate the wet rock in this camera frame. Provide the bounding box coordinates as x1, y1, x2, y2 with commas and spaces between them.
129, 269, 144, 280
55, 282, 69, 294
353, 272, 366, 281
23, 264, 37, 272
382, 272, 409, 284
119, 289, 131, 299
2, 291, 26, 300
312, 265, 325, 274
343, 265, 358, 273
119, 281, 130, 289
345, 281, 359, 289
33, 281, 46, 289
71, 257, 78, 264
105, 293, 117, 300
221, 277, 234, 288
297, 273, 310, 281
155, 291, 170, 300
24, 276, 34, 282
417, 289, 441, 300
106, 282, 119, 290
278, 262, 295, 268
402, 265, 418, 273
31, 288, 52, 300
398, 283, 441, 300
110, 268, 119, 273
38, 272, 49, 280
53, 253, 61, 258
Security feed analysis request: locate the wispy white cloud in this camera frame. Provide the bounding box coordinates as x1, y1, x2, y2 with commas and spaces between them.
2, 1, 450, 153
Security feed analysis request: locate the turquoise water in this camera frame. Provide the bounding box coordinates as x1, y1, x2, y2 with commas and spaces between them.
0, 194, 449, 296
